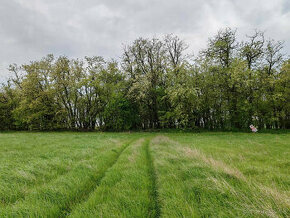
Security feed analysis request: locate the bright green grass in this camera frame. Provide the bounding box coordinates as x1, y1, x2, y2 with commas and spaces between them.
0, 132, 289, 217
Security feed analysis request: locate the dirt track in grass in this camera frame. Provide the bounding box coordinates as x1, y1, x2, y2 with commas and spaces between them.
0, 132, 289, 217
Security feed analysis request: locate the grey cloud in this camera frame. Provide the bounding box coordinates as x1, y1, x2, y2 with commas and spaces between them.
0, 0, 290, 82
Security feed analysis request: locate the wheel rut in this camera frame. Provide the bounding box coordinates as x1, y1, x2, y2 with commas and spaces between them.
144, 138, 161, 218
60, 139, 134, 217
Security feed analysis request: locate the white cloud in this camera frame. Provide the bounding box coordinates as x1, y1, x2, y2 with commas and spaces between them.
0, 0, 289, 82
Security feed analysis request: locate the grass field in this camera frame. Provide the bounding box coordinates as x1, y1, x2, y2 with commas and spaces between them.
0, 132, 289, 217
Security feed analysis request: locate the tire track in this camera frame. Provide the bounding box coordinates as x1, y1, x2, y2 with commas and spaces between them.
145, 138, 161, 218
60, 139, 134, 217
2, 143, 113, 206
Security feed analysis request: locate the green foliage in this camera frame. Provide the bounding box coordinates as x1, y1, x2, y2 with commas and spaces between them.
103, 95, 139, 131
0, 84, 18, 130
12, 57, 60, 130
0, 28, 289, 130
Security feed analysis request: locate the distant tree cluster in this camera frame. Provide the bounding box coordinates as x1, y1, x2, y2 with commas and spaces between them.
1, 28, 289, 130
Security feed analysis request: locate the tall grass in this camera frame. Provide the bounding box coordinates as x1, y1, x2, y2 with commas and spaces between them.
0, 132, 289, 217
69, 137, 160, 217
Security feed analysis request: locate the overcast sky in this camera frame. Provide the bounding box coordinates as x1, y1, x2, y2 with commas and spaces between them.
1, 0, 290, 81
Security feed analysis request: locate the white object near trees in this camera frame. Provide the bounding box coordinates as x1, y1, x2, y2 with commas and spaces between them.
249, 124, 258, 133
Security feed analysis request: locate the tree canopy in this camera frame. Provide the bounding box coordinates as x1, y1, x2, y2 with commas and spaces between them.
1, 28, 289, 130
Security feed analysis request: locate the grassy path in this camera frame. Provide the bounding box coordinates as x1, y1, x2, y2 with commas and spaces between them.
0, 132, 289, 217
150, 136, 198, 217
61, 139, 134, 216
1, 142, 119, 205
144, 138, 161, 217
0, 138, 134, 217
0, 133, 127, 205
69, 137, 161, 217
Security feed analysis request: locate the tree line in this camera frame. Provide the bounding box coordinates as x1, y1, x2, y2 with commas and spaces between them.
1, 28, 289, 131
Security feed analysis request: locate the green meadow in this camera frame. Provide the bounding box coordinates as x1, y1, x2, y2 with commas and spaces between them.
0, 132, 289, 217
